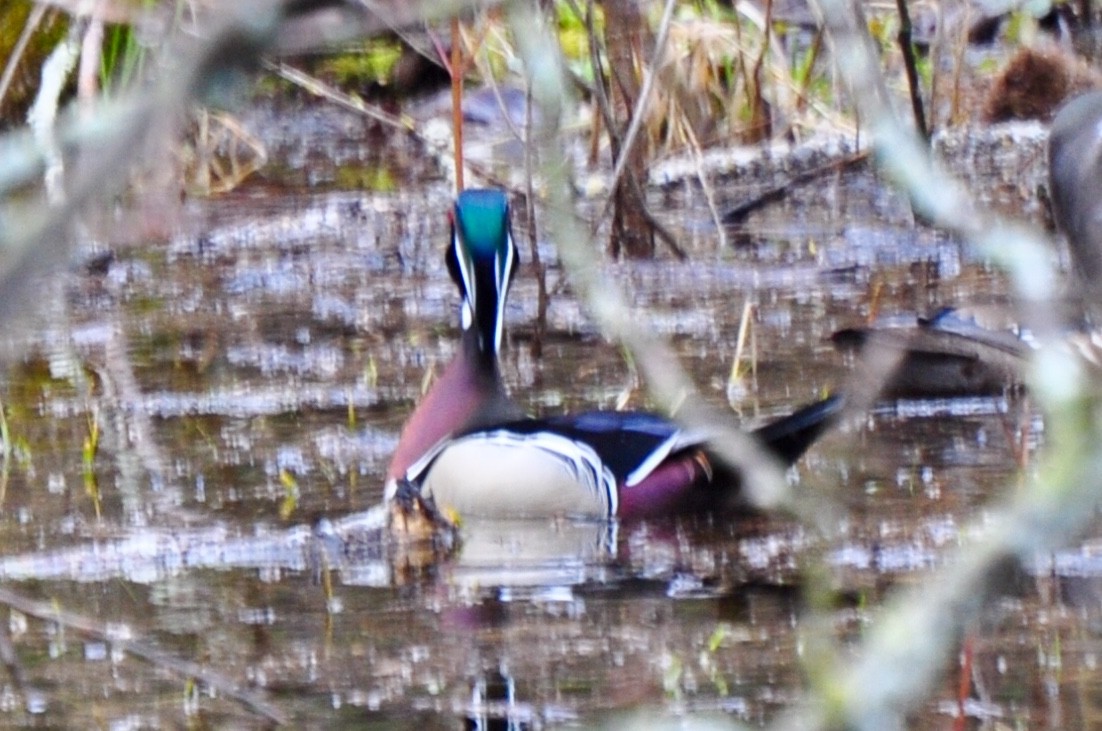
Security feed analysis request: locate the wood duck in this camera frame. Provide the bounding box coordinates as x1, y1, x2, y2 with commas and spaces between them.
385, 188, 841, 520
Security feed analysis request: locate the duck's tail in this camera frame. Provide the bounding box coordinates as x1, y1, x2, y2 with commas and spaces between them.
752, 393, 845, 465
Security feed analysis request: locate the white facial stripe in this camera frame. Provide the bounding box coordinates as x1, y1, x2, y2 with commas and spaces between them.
493, 233, 515, 352
454, 231, 477, 324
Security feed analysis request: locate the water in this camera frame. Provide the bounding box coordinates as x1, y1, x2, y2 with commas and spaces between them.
0, 101, 1090, 728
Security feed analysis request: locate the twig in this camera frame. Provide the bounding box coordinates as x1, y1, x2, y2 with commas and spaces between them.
727, 299, 755, 409
895, 0, 928, 140
263, 60, 414, 132
731, 4, 753, 120
29, 0, 144, 24
625, 168, 685, 259
28, 28, 80, 204
927, 1, 943, 135
470, 34, 527, 145
430, 13, 494, 192
681, 120, 728, 248
93, 325, 185, 515
949, 5, 970, 125
450, 16, 465, 192
723, 150, 868, 225
0, 4, 48, 111
523, 83, 548, 358
0, 2, 292, 315
604, 0, 675, 210
590, 0, 678, 247
0, 393, 9, 507
264, 59, 519, 193
748, 0, 774, 140
794, 28, 824, 115
576, 0, 616, 168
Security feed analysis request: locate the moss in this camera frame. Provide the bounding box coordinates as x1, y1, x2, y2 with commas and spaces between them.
334, 163, 398, 193
315, 39, 404, 87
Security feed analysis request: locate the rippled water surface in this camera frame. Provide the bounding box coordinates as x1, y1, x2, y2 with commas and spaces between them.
0, 103, 1095, 728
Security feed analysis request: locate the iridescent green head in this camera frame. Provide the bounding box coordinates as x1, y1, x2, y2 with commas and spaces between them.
447, 189, 518, 354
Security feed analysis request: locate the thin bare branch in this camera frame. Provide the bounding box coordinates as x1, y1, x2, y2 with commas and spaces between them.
264, 60, 414, 132
0, 4, 48, 111
591, 0, 677, 239
895, 0, 928, 139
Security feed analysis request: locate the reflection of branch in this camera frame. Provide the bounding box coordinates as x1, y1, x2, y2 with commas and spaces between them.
782, 1, 1102, 727
93, 326, 182, 514
0, 585, 286, 724
506, 0, 825, 515
0, 616, 29, 714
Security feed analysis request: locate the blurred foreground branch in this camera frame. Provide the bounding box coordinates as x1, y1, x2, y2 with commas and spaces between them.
0, 0, 280, 319
0, 0, 501, 324
763, 1, 1102, 729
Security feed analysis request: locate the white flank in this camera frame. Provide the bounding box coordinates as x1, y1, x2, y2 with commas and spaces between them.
416, 430, 619, 519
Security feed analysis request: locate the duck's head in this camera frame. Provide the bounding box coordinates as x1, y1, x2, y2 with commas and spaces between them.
447, 189, 519, 356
